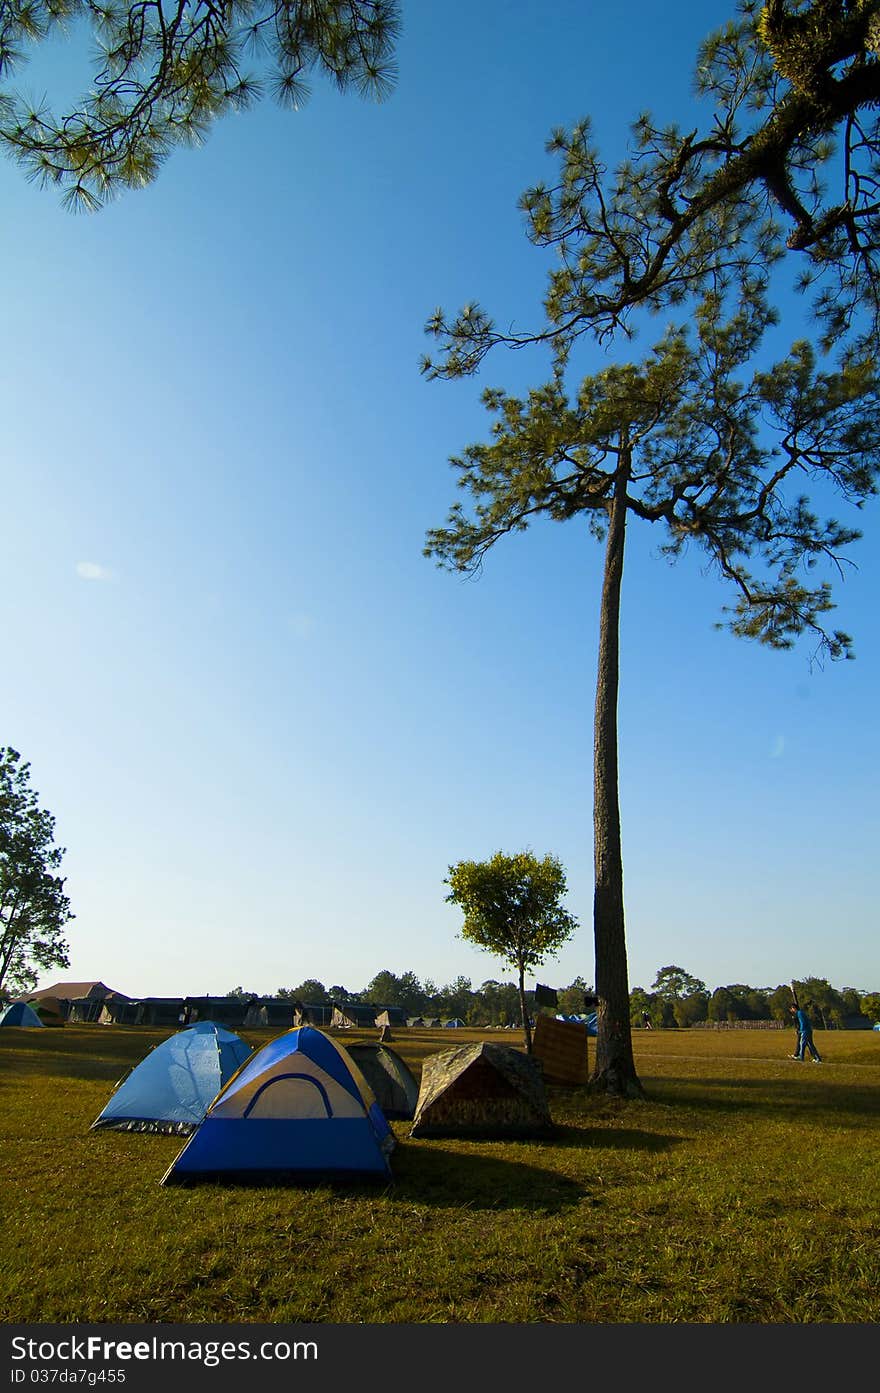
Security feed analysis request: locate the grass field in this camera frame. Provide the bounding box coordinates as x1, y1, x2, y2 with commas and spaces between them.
2, 1023, 879, 1324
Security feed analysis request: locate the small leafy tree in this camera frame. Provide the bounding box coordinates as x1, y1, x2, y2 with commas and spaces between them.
444, 850, 578, 1053
0, 1, 400, 210
0, 747, 73, 995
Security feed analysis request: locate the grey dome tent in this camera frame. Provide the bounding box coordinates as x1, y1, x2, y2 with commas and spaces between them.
343, 1043, 420, 1120
91, 1020, 253, 1135
0, 1001, 45, 1027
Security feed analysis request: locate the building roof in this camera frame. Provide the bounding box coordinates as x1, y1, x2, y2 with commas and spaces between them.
29, 980, 129, 1001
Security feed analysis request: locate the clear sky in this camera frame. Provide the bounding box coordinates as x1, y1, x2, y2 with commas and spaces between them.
2, 1, 877, 1002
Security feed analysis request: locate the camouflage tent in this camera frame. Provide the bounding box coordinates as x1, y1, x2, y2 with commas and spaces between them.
409, 1042, 553, 1139
28, 995, 66, 1026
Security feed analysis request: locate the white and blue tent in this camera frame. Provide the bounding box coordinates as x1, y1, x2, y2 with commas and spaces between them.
556, 1012, 598, 1035
91, 1021, 253, 1135
0, 1001, 45, 1027
161, 1025, 395, 1185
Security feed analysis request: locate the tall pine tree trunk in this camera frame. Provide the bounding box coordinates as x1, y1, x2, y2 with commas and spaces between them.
590, 439, 644, 1098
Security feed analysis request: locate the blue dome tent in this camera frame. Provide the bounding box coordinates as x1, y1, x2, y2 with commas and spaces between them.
0, 1001, 45, 1027
91, 1021, 252, 1134
161, 1025, 395, 1184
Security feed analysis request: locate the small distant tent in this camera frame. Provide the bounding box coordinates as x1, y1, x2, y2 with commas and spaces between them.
410, 1042, 553, 1139
293, 1003, 334, 1027
133, 998, 187, 1028
330, 1003, 380, 1029
99, 997, 140, 1025
183, 996, 250, 1028
91, 1021, 253, 1134
375, 1007, 408, 1030
161, 1025, 394, 1185
443, 1018, 466, 1028
0, 1001, 45, 1028
343, 1043, 420, 1120
243, 998, 297, 1029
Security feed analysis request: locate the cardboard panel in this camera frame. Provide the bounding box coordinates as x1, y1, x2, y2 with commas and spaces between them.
532, 1015, 589, 1085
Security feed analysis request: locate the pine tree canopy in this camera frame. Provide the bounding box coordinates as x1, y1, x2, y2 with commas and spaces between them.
0, 1, 400, 209
426, 288, 880, 663
423, 0, 880, 367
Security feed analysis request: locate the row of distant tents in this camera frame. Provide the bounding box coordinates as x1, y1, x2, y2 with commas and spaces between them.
4, 982, 474, 1031
78, 1020, 561, 1183
0, 1000, 598, 1034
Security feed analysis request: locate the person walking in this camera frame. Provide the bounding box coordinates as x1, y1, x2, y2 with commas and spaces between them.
789, 1002, 822, 1062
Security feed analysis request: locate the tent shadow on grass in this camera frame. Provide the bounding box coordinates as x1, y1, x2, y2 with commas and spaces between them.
550, 1124, 686, 1153
642, 1076, 880, 1119
389, 1144, 589, 1212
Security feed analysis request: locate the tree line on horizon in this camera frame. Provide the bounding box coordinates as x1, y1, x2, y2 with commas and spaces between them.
227, 965, 880, 1031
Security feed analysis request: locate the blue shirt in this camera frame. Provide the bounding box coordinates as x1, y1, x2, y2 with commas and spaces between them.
795, 1008, 811, 1034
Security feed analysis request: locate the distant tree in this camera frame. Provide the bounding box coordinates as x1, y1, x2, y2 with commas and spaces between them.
557, 975, 596, 1018
227, 986, 259, 1000
709, 983, 771, 1020
768, 982, 796, 1021
674, 991, 710, 1028
475, 978, 521, 1027
708, 986, 738, 1022
0, 1, 400, 210
277, 979, 329, 1003
0, 747, 73, 996
327, 983, 358, 1004
652, 966, 708, 1004
362, 969, 402, 1006
837, 987, 864, 1021
742, 986, 772, 1019
444, 850, 577, 1053
434, 975, 476, 1023
860, 992, 880, 1023
794, 976, 843, 1029
629, 986, 662, 1029
396, 970, 428, 1016
649, 966, 710, 1028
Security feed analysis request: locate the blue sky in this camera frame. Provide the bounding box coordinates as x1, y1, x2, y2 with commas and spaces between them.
2, 1, 877, 1001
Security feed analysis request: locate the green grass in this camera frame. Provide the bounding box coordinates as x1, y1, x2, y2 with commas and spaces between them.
2, 1024, 879, 1323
